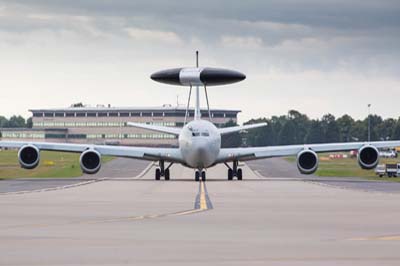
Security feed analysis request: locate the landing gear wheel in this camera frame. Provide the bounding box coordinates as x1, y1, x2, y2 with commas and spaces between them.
164, 169, 170, 180
155, 168, 161, 180
195, 171, 200, 182
201, 171, 206, 182
228, 169, 233, 180
237, 168, 243, 180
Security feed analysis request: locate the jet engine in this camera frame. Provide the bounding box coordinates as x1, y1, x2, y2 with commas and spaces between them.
297, 149, 319, 174
358, 145, 379, 169
18, 144, 40, 169
79, 149, 101, 174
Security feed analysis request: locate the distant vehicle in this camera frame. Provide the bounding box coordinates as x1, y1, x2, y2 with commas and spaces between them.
349, 150, 358, 158
375, 164, 386, 177
386, 164, 398, 177
379, 150, 397, 158
375, 163, 400, 177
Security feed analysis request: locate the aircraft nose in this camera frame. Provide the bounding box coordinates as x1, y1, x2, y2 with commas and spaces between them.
195, 145, 209, 167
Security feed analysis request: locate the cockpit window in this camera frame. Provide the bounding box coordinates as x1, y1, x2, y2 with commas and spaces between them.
201, 132, 210, 137
192, 132, 200, 137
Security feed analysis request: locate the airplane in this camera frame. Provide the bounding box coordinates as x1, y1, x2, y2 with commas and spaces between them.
1, 51, 400, 181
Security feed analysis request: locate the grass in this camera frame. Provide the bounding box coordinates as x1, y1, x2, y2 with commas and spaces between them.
286, 153, 400, 182
0, 150, 113, 179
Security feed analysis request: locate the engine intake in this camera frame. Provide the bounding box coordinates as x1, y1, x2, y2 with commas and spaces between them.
80, 149, 102, 174
358, 145, 379, 169
18, 145, 40, 169
297, 149, 319, 175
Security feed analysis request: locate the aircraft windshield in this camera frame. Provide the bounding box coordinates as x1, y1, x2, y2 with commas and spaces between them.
192, 131, 209, 137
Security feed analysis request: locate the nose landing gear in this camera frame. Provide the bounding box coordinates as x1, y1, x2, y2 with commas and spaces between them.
195, 170, 206, 181
155, 160, 173, 181
225, 161, 242, 180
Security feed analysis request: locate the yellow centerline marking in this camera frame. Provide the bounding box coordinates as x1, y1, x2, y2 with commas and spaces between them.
199, 181, 208, 210
1, 179, 213, 229
349, 235, 400, 241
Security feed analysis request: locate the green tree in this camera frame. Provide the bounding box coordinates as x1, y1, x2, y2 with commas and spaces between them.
305, 120, 324, 143
8, 115, 26, 128
243, 118, 277, 146
26, 117, 33, 128
288, 110, 310, 143
278, 120, 296, 145
220, 120, 242, 148
321, 114, 340, 142
392, 120, 400, 140
0, 116, 8, 127
337, 114, 354, 142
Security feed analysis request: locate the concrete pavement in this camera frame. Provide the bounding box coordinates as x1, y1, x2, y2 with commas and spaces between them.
1, 162, 400, 265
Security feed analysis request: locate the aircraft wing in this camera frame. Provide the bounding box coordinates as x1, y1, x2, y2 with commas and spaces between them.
218, 122, 267, 135
127, 122, 181, 135
216, 141, 400, 163
0, 141, 184, 163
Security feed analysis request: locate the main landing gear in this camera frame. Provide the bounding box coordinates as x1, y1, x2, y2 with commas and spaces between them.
195, 170, 206, 182
225, 160, 242, 180
155, 160, 173, 181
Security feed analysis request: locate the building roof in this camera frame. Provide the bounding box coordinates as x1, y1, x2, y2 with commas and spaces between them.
29, 104, 241, 113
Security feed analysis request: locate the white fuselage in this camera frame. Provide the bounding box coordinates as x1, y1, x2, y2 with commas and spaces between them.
179, 119, 221, 169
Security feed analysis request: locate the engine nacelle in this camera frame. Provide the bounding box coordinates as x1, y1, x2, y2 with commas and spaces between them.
79, 149, 101, 174
297, 149, 319, 175
358, 145, 379, 169
18, 145, 40, 169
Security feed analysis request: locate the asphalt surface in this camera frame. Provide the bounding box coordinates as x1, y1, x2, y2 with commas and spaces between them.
0, 158, 150, 193
247, 157, 400, 194
1, 161, 400, 265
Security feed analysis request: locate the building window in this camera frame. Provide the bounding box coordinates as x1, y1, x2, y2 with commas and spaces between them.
87, 113, 96, 117
54, 113, 64, 117
45, 134, 66, 139
213, 113, 224, 118
33, 122, 44, 127
33, 112, 43, 117
98, 112, 107, 117
64, 122, 75, 127
87, 122, 97, 127
120, 112, 129, 117
68, 134, 86, 139
76, 113, 86, 117
43, 122, 55, 127
130, 112, 140, 117
53, 122, 65, 127
65, 112, 75, 117
75, 122, 87, 127
1, 132, 45, 139
109, 112, 118, 117
44, 112, 54, 117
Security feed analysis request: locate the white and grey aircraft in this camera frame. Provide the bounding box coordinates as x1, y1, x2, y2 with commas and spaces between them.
1, 52, 400, 181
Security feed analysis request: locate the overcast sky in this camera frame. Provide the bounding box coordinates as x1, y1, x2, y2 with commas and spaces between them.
0, 0, 399, 122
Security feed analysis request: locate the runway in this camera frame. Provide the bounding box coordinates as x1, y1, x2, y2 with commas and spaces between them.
1, 160, 400, 265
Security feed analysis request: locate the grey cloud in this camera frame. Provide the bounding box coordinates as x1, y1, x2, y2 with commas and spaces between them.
4, 0, 400, 29
0, 0, 399, 75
